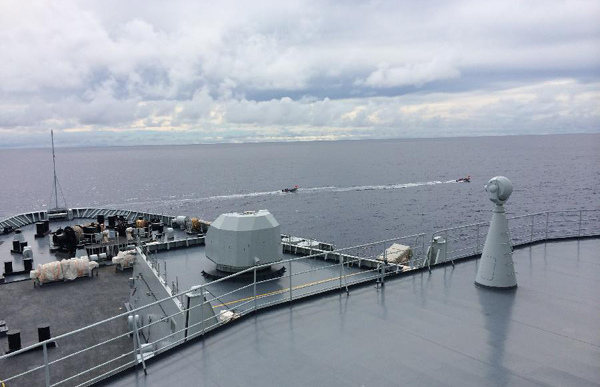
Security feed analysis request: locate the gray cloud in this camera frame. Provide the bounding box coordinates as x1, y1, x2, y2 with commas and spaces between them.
0, 0, 598, 147
356, 59, 461, 88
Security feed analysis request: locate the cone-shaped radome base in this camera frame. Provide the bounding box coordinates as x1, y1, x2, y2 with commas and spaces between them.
475, 205, 517, 289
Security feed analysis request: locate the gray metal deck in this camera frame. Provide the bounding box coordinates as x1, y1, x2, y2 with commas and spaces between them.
150, 246, 374, 310
101, 238, 600, 387
0, 265, 132, 387
0, 218, 192, 276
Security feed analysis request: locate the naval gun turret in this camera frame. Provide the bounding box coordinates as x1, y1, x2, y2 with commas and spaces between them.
475, 176, 517, 288
202, 210, 285, 280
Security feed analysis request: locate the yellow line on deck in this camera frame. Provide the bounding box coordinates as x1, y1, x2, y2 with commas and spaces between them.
212, 271, 366, 308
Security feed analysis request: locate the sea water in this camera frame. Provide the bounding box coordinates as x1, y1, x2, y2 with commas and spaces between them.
1, 134, 598, 248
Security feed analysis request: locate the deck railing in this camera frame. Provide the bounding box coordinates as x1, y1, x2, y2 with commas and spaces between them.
0, 208, 598, 387
431, 209, 600, 263
0, 208, 175, 231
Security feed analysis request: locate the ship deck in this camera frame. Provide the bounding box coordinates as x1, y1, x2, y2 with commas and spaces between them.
0, 219, 191, 280
150, 245, 376, 314
102, 238, 600, 387
0, 265, 132, 387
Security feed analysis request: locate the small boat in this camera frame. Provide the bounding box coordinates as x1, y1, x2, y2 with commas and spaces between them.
456, 176, 471, 183
282, 185, 299, 193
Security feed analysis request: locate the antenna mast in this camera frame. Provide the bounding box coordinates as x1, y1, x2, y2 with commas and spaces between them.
51, 130, 59, 209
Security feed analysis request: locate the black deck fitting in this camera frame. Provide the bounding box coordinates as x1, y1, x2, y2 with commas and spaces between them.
38, 324, 56, 348
23, 259, 33, 272
6, 329, 21, 354
3, 261, 13, 274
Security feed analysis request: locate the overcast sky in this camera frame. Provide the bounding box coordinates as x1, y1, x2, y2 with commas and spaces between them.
0, 0, 599, 147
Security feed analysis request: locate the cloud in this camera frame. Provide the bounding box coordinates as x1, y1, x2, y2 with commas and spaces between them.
0, 0, 598, 147
356, 59, 461, 88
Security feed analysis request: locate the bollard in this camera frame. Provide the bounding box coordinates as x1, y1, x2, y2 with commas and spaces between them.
4, 261, 13, 274
38, 324, 56, 347
14, 229, 24, 242
7, 329, 21, 353
23, 258, 33, 272
36, 222, 46, 237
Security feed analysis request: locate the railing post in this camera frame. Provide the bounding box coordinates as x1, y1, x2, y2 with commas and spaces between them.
421, 235, 425, 264
545, 212, 549, 239
578, 210, 582, 236
476, 224, 480, 254
131, 314, 139, 365
444, 230, 448, 261
200, 286, 205, 336
339, 254, 343, 289
530, 214, 535, 243
289, 260, 293, 302
253, 266, 257, 312
379, 245, 386, 286
43, 341, 50, 387
133, 316, 147, 374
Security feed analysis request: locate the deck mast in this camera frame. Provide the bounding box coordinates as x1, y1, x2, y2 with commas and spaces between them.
51, 129, 59, 209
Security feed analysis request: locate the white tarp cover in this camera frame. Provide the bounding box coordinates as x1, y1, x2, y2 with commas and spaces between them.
377, 243, 413, 264
30, 261, 63, 282
30, 257, 99, 283
218, 310, 239, 323
112, 250, 137, 268
61, 257, 95, 280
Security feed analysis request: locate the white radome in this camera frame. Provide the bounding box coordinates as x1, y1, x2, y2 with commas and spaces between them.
485, 176, 513, 205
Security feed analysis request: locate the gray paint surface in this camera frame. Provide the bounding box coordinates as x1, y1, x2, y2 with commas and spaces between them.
206, 210, 282, 270
0, 266, 132, 386
150, 245, 374, 316
131, 252, 185, 352
102, 238, 600, 387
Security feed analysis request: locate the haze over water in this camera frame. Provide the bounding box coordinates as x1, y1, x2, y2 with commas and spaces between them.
1, 134, 598, 248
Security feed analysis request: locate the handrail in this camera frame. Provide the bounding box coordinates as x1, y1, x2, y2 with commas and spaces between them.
0, 207, 175, 229
0, 247, 387, 358
430, 209, 600, 262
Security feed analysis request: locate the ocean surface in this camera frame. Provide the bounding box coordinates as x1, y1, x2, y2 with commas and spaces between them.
1, 134, 598, 248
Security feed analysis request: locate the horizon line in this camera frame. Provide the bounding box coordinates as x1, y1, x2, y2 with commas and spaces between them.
1, 131, 599, 150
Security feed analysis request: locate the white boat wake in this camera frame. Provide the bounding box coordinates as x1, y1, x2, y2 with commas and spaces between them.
108, 180, 460, 208
197, 180, 459, 201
